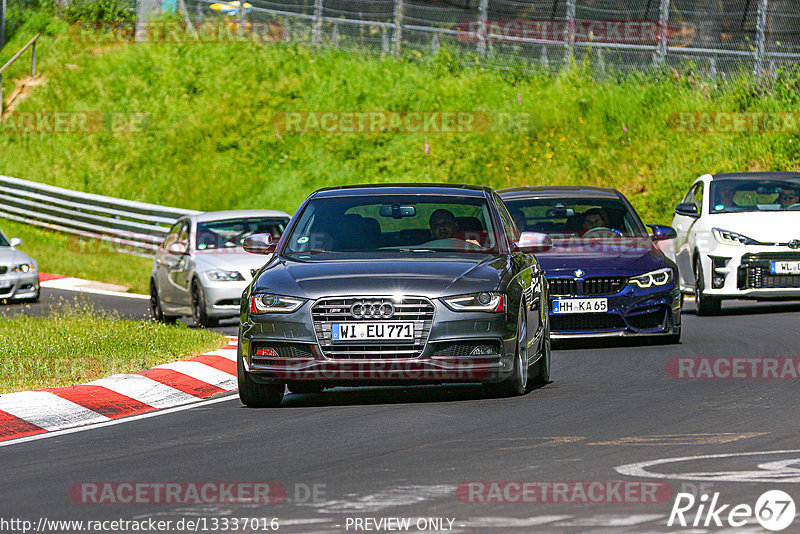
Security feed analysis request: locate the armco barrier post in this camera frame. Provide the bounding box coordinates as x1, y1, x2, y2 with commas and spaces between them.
563, 0, 576, 67
477, 0, 488, 56
393, 0, 403, 56
654, 0, 670, 67
754, 0, 767, 78
312, 0, 323, 47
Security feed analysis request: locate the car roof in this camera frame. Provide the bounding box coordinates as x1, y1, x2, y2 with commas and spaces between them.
312, 183, 492, 198
498, 185, 622, 200
711, 172, 800, 181
187, 210, 291, 223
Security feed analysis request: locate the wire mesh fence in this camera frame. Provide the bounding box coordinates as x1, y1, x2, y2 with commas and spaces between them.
135, 0, 800, 77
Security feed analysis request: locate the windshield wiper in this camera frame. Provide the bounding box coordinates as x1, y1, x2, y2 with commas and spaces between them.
287, 249, 331, 255
398, 248, 436, 253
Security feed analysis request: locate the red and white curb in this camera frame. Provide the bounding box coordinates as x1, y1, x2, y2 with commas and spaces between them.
38, 273, 149, 300
0, 338, 239, 442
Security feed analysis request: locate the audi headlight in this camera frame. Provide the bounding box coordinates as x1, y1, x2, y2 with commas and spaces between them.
629, 267, 673, 289
249, 294, 305, 314
712, 228, 763, 246
11, 263, 35, 273
442, 292, 506, 312
206, 270, 245, 282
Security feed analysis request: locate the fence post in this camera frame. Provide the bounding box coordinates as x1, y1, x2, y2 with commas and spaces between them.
381, 26, 389, 54
312, 0, 323, 46
754, 0, 767, 78
563, 0, 576, 67
1, 0, 6, 49
477, 0, 488, 55
331, 22, 339, 47
393, 0, 403, 56
654, 0, 670, 67
31, 41, 36, 78
432, 32, 439, 54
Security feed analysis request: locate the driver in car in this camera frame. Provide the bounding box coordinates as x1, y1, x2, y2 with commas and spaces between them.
778, 187, 800, 209
429, 209, 480, 249
580, 208, 608, 234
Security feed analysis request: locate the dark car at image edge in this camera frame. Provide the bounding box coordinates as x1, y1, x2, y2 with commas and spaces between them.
236, 184, 554, 407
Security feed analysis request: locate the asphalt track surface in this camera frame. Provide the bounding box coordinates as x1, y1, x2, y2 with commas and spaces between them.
2, 287, 800, 533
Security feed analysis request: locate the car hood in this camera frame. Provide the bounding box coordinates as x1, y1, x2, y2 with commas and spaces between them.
0, 247, 35, 268
536, 237, 667, 277
194, 249, 272, 279
253, 254, 507, 299
707, 212, 800, 243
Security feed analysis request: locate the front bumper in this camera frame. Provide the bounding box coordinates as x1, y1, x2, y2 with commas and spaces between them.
0, 272, 40, 300
201, 279, 250, 318
239, 298, 524, 385
697, 245, 800, 300
549, 284, 681, 338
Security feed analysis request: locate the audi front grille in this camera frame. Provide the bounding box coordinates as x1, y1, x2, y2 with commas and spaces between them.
311, 297, 434, 359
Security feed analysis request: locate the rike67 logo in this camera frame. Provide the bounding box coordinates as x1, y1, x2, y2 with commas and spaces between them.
668, 490, 796, 531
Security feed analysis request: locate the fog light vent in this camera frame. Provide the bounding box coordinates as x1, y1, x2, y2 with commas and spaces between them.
256, 347, 279, 357
470, 345, 497, 356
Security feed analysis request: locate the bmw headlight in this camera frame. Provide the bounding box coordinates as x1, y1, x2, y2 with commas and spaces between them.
712, 228, 764, 246
629, 267, 673, 289
249, 294, 306, 314
11, 263, 35, 273
206, 270, 245, 282
442, 292, 506, 312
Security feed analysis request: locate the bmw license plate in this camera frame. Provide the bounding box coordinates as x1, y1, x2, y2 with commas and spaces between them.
331, 322, 414, 342
771, 261, 800, 275
552, 298, 608, 314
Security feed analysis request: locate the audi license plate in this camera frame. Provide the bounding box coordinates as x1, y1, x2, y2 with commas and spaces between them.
771, 261, 800, 275
552, 298, 608, 314
331, 322, 414, 342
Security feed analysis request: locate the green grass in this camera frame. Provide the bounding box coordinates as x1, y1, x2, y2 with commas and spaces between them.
0, 300, 226, 393
0, 218, 152, 294
2, 15, 800, 287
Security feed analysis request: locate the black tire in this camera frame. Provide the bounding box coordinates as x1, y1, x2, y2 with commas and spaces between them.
694, 259, 721, 316
237, 347, 285, 408
150, 279, 177, 324
287, 382, 325, 395
529, 319, 551, 388
483, 301, 530, 398
191, 279, 218, 328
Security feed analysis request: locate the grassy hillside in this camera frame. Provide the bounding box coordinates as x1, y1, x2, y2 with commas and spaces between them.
1, 18, 799, 227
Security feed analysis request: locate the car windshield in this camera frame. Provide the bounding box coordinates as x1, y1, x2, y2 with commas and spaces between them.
196, 217, 288, 250
284, 195, 499, 254
503, 197, 648, 238
0, 232, 8, 247
710, 178, 800, 213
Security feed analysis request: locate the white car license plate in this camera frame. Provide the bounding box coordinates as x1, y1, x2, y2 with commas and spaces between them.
331, 322, 414, 342
771, 261, 800, 275
552, 298, 608, 314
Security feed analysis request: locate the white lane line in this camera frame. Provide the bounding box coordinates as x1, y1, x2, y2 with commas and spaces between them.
465, 516, 571, 527
554, 514, 664, 527
86, 374, 197, 408
0, 391, 110, 431
152, 361, 237, 390
202, 349, 238, 361
0, 394, 240, 448
41, 278, 149, 300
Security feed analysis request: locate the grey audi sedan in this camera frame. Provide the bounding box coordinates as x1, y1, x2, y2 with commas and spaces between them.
237, 184, 553, 407
150, 210, 291, 327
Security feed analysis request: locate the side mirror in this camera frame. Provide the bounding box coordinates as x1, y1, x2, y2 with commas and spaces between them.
675, 202, 700, 218
515, 231, 553, 253
166, 242, 187, 255
648, 224, 678, 241
243, 233, 277, 255
9, 238, 22, 247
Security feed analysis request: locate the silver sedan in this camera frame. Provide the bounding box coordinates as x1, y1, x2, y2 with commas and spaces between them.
150, 210, 291, 327
0, 228, 39, 303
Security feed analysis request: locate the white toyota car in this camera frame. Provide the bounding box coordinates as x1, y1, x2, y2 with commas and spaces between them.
671, 172, 800, 315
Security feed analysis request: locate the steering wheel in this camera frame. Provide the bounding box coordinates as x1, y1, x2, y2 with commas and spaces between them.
583, 226, 623, 238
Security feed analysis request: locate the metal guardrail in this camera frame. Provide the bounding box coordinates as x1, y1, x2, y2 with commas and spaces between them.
0, 33, 39, 117
0, 175, 201, 255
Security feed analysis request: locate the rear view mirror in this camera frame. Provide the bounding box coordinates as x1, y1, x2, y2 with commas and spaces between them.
674, 202, 699, 218
379, 205, 417, 219
166, 242, 187, 254
648, 224, 678, 241
243, 233, 277, 255
515, 231, 553, 253
9, 237, 22, 247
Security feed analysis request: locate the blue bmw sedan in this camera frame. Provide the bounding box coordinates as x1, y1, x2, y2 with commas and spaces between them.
499, 186, 681, 342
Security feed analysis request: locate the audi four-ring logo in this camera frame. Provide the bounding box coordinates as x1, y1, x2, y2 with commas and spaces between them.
351, 300, 395, 319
